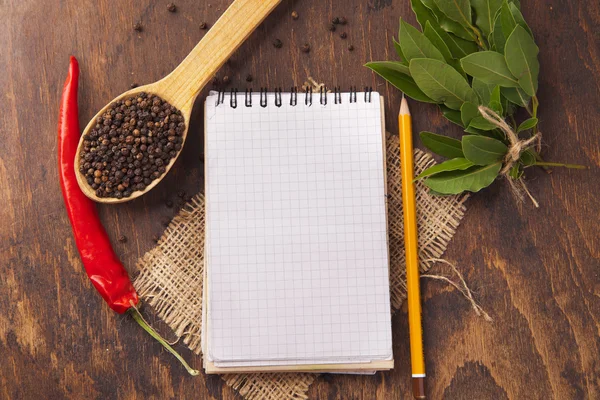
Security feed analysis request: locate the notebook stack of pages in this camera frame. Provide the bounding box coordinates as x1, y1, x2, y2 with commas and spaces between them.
202, 90, 393, 374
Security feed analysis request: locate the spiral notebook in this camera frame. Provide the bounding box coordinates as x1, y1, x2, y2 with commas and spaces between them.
202, 89, 393, 374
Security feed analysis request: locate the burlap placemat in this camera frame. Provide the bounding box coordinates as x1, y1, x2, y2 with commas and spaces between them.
134, 132, 468, 400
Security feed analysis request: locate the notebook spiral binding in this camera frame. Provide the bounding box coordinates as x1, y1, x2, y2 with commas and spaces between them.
215, 86, 373, 107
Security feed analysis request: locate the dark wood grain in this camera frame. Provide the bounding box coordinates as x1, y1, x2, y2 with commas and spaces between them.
1, 0, 599, 399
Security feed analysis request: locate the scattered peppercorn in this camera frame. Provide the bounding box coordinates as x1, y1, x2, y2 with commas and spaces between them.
133, 22, 143, 32
199, 22, 208, 30
339, 17, 347, 25
118, 234, 128, 243
246, 74, 253, 82
222, 75, 230, 84
348, 44, 355, 51
152, 234, 160, 243
291, 11, 299, 20
340, 32, 347, 39
165, 199, 174, 208
177, 190, 186, 198
130, 83, 139, 89
272, 38, 283, 48
301, 43, 310, 53
332, 17, 340, 24
211, 76, 220, 86
327, 23, 336, 32
78, 92, 185, 199
167, 3, 177, 12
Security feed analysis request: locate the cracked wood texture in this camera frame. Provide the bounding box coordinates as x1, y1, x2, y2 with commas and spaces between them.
1, 0, 599, 399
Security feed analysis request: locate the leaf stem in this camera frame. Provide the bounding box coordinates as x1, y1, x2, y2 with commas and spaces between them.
533, 161, 588, 169
531, 95, 539, 135
470, 25, 488, 50
129, 305, 200, 376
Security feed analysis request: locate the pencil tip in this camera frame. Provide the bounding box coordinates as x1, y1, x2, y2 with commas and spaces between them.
400, 96, 410, 116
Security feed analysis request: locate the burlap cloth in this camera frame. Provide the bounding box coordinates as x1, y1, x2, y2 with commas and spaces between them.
134, 132, 469, 400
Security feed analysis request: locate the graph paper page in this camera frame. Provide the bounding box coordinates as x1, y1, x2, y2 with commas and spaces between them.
205, 91, 392, 365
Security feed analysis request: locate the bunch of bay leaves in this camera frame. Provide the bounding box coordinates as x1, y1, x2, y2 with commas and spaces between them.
367, 0, 583, 197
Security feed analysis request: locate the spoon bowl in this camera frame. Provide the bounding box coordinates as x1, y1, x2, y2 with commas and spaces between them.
75, 0, 281, 203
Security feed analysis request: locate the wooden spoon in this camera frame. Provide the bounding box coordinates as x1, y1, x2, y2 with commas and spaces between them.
75, 0, 281, 203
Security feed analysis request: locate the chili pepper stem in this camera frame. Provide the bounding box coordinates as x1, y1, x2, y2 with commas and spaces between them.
128, 303, 200, 376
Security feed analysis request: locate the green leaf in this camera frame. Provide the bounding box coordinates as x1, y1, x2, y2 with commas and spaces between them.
471, 0, 503, 37
467, 115, 498, 131
409, 58, 479, 109
424, 162, 502, 194
424, 21, 454, 62
462, 135, 508, 164
393, 38, 408, 64
460, 51, 520, 87
439, 16, 478, 41
434, 0, 473, 28
400, 19, 445, 63
510, 0, 521, 9
501, 87, 530, 107
490, 11, 506, 52
420, 131, 465, 158
472, 78, 495, 104
509, 3, 533, 37
509, 164, 523, 179
505, 25, 540, 96
415, 158, 474, 180
517, 117, 538, 132
460, 102, 480, 127
489, 85, 503, 114
430, 23, 479, 58
439, 105, 464, 126
365, 61, 436, 103
500, 1, 517, 39
410, 0, 439, 30
519, 149, 536, 166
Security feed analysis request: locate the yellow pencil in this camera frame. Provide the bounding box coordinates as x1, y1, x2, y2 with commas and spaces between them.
399, 96, 426, 399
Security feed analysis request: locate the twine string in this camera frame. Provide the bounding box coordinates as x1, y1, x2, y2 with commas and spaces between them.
478, 106, 541, 207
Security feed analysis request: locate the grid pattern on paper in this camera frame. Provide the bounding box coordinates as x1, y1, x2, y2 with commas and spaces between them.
205, 92, 392, 364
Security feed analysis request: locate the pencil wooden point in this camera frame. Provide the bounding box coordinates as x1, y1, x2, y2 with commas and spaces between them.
400, 96, 410, 116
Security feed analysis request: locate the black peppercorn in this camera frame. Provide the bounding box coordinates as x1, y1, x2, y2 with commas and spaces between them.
272, 38, 283, 48
118, 235, 127, 243
177, 190, 186, 198
133, 22, 143, 32
301, 43, 310, 53
222, 75, 230, 84
166, 199, 174, 208
348, 44, 354, 51
199, 22, 208, 30
246, 74, 253, 82
332, 17, 340, 24
291, 11, 299, 20
167, 3, 177, 12
339, 17, 347, 25
130, 83, 139, 89
340, 32, 347, 39
327, 23, 336, 32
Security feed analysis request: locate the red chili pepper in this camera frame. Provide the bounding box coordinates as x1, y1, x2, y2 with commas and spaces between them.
58, 56, 198, 375
58, 56, 138, 313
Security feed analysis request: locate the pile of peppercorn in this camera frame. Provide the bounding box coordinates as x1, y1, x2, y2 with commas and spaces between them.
78, 93, 185, 199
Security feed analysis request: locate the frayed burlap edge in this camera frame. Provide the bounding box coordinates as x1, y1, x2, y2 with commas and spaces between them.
134, 132, 468, 400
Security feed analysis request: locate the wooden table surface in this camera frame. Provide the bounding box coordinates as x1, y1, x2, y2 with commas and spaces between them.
1, 0, 599, 399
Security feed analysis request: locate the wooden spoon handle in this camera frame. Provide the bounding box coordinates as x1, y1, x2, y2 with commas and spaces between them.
160, 0, 281, 109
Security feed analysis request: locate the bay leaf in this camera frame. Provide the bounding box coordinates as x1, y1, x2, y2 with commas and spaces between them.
430, 23, 478, 58
434, 0, 472, 28
509, 3, 533, 37
400, 19, 445, 62
489, 85, 503, 114
415, 158, 474, 180
365, 61, 436, 103
460, 51, 519, 87
393, 38, 408, 65
472, 78, 495, 104
500, 1, 517, 39
467, 115, 498, 131
424, 21, 454, 62
471, 0, 503, 37
462, 135, 508, 164
519, 149, 536, 166
505, 25, 540, 96
410, 0, 439, 30
439, 105, 465, 126
420, 131, 465, 158
460, 102, 480, 127
409, 58, 479, 109
517, 117, 538, 132
424, 162, 502, 194
490, 11, 506, 53
439, 16, 478, 41
501, 86, 530, 107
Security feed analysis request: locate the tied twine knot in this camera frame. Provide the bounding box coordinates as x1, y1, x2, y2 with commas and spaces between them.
478, 106, 541, 208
